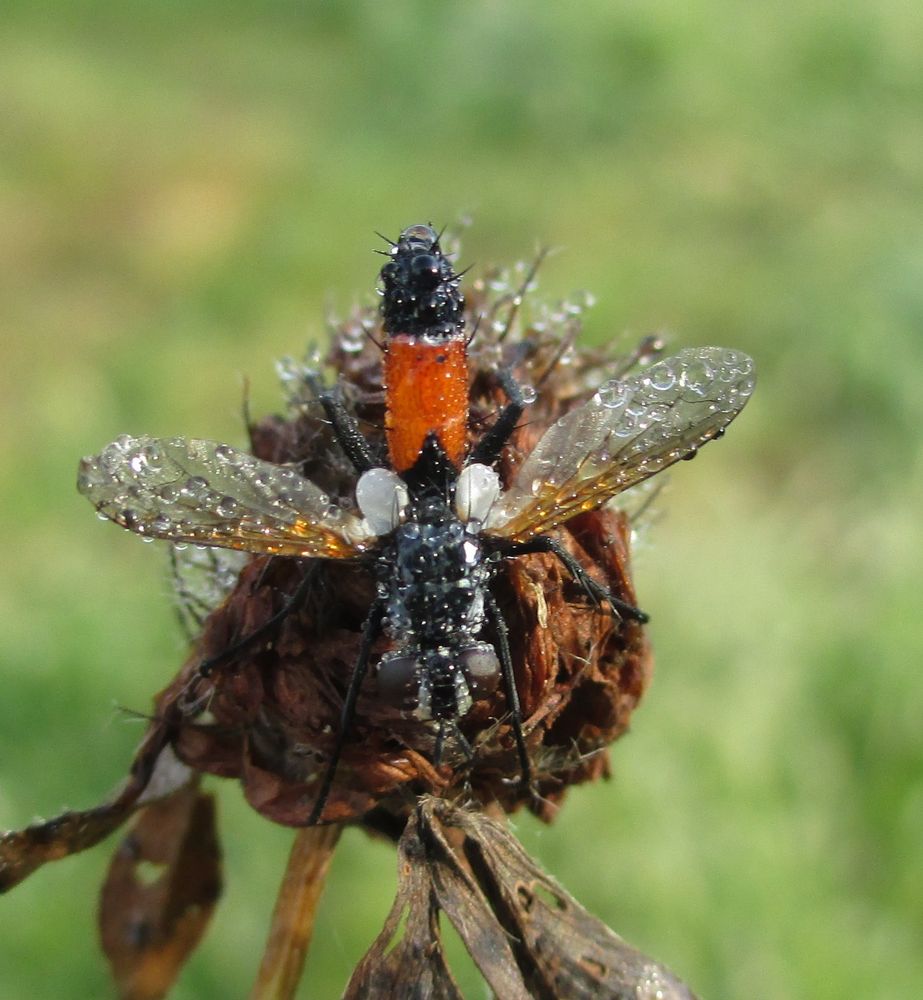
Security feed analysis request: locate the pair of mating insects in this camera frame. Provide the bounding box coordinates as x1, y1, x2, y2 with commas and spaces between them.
79, 224, 755, 824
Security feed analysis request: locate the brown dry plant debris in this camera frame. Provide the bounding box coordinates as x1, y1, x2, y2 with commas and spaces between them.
345, 798, 695, 1000
100, 784, 221, 1000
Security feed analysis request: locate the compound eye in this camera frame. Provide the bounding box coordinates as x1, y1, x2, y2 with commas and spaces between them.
377, 652, 420, 709
400, 223, 438, 246
409, 253, 442, 287
458, 643, 500, 700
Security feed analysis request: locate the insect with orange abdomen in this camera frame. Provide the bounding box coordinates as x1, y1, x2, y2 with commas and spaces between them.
78, 224, 755, 823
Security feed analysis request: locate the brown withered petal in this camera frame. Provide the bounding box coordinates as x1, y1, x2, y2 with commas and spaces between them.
100, 784, 222, 1000
346, 798, 696, 1000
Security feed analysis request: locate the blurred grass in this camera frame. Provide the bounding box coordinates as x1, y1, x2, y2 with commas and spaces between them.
2, 1, 922, 997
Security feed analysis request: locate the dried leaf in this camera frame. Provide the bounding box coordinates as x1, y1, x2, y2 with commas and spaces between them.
346, 800, 695, 999
446, 803, 697, 1000
415, 812, 533, 1000
99, 785, 222, 1000
0, 719, 175, 893
343, 821, 464, 1000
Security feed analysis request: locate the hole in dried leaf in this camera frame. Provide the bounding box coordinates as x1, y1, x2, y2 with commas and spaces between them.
517, 879, 566, 913
133, 859, 167, 887
438, 911, 483, 995
381, 904, 411, 959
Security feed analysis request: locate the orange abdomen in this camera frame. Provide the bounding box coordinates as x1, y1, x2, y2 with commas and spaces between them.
383, 334, 469, 472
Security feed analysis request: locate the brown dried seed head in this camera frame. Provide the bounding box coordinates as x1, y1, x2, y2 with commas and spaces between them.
159, 261, 654, 830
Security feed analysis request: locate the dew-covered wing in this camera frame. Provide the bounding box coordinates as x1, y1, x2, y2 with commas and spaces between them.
484, 347, 755, 543
78, 435, 373, 559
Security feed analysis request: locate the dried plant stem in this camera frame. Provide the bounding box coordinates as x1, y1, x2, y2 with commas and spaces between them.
250, 823, 343, 1000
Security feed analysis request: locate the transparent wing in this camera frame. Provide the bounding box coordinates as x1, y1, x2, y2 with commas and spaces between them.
171, 545, 248, 637
78, 435, 374, 559
484, 347, 755, 543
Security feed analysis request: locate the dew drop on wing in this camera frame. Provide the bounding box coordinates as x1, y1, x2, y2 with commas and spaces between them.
216, 497, 238, 518
646, 366, 677, 392
596, 380, 629, 410
183, 476, 208, 498
613, 415, 637, 439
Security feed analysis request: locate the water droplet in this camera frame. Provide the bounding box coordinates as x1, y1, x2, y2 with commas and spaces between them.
216, 497, 238, 518
646, 367, 676, 393
183, 476, 208, 497
597, 380, 629, 409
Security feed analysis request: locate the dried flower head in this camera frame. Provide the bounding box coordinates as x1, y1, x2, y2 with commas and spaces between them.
160, 252, 656, 831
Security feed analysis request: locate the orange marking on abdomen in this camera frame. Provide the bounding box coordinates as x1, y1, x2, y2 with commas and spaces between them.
383, 334, 469, 472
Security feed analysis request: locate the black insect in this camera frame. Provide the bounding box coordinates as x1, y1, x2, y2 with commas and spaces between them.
78, 224, 755, 823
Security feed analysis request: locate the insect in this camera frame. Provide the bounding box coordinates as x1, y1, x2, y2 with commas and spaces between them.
78, 224, 755, 823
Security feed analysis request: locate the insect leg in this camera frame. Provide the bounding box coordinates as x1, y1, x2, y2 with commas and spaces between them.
307, 600, 385, 825
501, 535, 649, 623
484, 589, 532, 794
197, 561, 320, 676
469, 368, 526, 467
305, 373, 375, 474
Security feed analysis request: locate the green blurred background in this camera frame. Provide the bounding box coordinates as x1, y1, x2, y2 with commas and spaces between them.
2, 2, 922, 997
